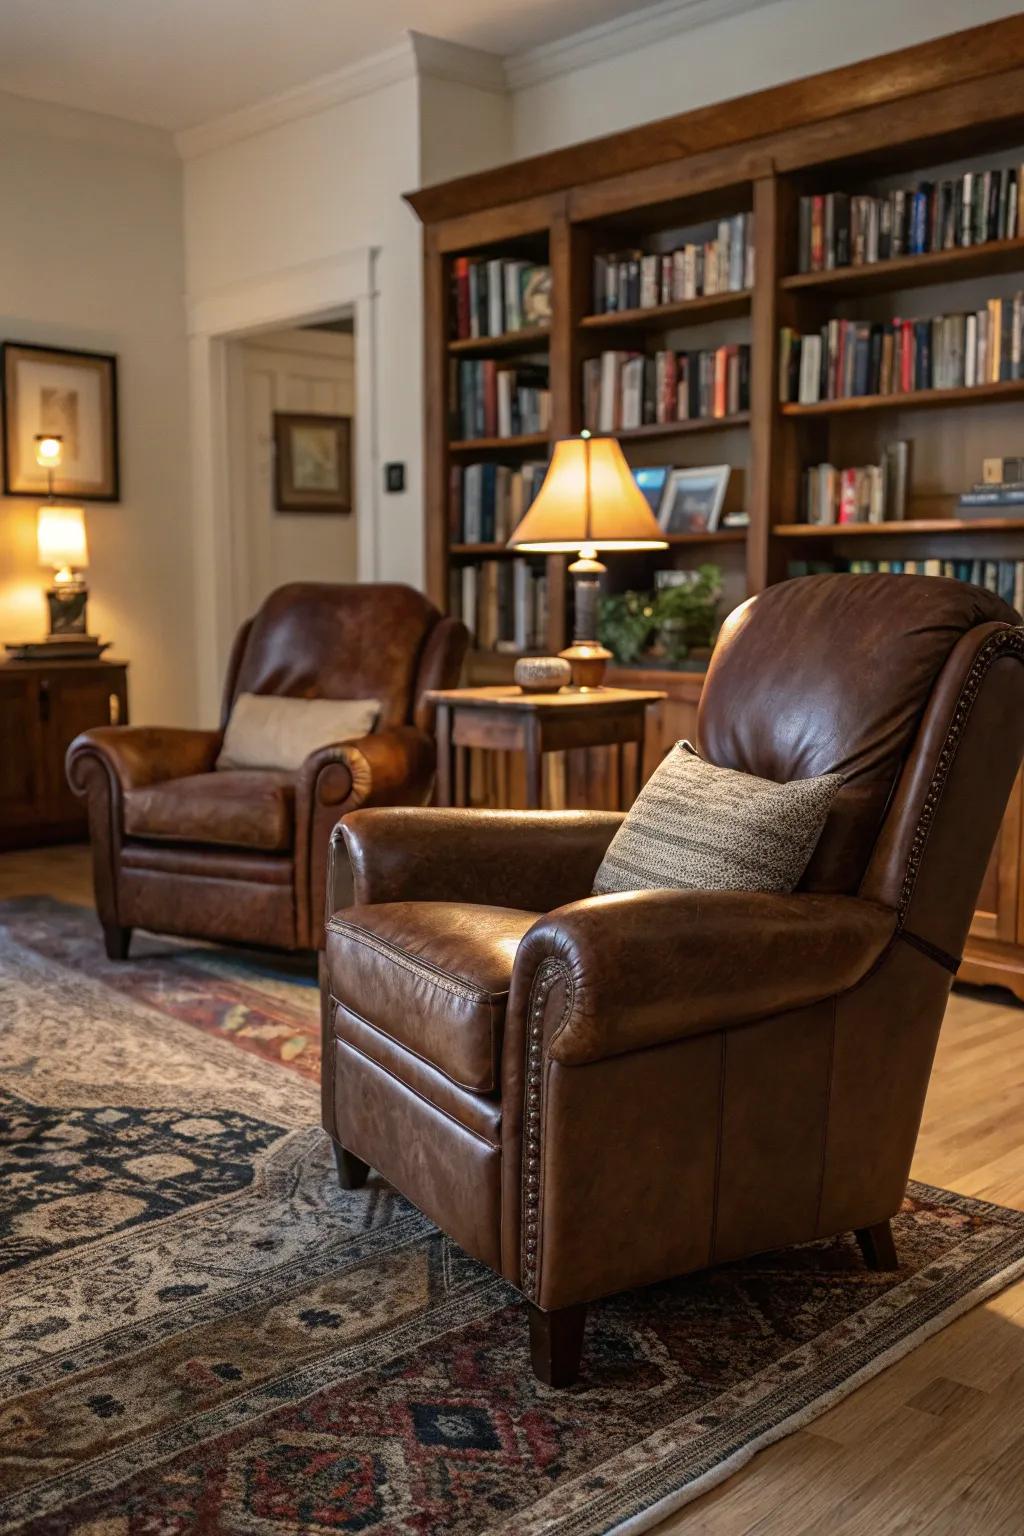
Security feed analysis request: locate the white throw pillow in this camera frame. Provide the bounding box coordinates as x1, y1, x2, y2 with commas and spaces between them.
216, 693, 380, 773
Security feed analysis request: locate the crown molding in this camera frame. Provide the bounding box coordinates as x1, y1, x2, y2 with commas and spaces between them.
505, 0, 777, 90
0, 87, 177, 160
176, 38, 418, 160
176, 30, 506, 162
408, 32, 508, 94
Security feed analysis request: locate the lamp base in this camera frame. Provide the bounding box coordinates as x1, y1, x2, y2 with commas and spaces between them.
47, 582, 88, 637
559, 642, 613, 689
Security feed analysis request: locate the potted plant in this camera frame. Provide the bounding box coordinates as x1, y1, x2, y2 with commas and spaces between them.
651, 565, 723, 664
596, 590, 656, 665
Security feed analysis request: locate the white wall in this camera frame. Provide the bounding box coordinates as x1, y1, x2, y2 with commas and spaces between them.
0, 93, 193, 725
182, 75, 423, 599
229, 325, 357, 613
510, 0, 1024, 157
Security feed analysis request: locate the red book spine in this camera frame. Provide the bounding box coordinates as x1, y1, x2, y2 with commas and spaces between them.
713, 346, 727, 417
454, 257, 470, 340
900, 319, 914, 392
811, 195, 825, 271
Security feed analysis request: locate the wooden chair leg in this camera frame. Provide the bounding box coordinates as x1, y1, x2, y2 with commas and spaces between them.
103, 924, 132, 961
855, 1219, 899, 1271
332, 1141, 370, 1190
528, 1302, 588, 1387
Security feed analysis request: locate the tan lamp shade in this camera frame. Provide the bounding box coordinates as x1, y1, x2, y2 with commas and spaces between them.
38, 505, 89, 576
508, 435, 667, 553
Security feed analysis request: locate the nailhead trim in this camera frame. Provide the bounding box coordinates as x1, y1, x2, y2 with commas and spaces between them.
520, 960, 571, 1300
898, 626, 1024, 921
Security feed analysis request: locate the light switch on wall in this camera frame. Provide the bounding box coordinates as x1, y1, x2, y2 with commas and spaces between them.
384, 462, 405, 493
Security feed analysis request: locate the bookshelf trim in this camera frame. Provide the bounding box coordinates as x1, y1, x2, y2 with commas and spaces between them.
782, 381, 1024, 417
775, 519, 1024, 538
448, 325, 551, 356
580, 289, 752, 332
781, 237, 1024, 297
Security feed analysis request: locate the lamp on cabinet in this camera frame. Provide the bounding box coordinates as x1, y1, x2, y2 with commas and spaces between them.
507, 432, 667, 687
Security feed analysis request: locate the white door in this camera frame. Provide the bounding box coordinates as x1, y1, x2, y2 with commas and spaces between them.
229, 325, 357, 615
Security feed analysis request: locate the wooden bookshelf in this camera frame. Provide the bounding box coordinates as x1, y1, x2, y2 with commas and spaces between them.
780, 238, 1024, 297
579, 290, 751, 332
408, 15, 1024, 995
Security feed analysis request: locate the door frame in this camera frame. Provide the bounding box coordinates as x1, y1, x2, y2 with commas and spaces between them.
186, 245, 379, 722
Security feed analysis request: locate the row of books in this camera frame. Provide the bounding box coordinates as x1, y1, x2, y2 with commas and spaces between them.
453, 361, 551, 440
450, 258, 552, 340
449, 559, 550, 651
801, 443, 910, 525
797, 165, 1022, 273
788, 558, 1024, 610
583, 345, 751, 431
449, 461, 547, 544
779, 296, 1024, 404
592, 215, 755, 313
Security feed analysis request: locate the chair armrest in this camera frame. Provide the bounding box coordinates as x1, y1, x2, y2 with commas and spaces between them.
334, 807, 624, 914
299, 725, 436, 814
66, 726, 221, 794
511, 889, 897, 1066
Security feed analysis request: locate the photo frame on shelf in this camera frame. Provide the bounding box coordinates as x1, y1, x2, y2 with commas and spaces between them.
273, 411, 352, 514
2, 341, 119, 501
631, 465, 670, 515
658, 465, 730, 534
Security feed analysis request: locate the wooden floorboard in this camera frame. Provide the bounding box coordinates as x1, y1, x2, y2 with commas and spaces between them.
3, 844, 1023, 1533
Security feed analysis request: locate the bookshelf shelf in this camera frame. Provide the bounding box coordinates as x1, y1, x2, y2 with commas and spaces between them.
449, 433, 550, 455
450, 542, 515, 556
579, 290, 752, 333
664, 528, 747, 545
615, 413, 750, 442
773, 518, 1024, 538
448, 326, 550, 356
781, 380, 1024, 417
781, 238, 1024, 297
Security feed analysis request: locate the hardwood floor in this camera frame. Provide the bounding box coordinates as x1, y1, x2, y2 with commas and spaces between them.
4, 845, 1024, 1532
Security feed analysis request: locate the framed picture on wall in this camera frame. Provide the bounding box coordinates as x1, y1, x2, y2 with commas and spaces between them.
273, 411, 352, 513
2, 341, 120, 501
658, 465, 730, 534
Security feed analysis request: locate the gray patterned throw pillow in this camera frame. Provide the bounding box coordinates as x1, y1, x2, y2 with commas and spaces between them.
593, 742, 842, 897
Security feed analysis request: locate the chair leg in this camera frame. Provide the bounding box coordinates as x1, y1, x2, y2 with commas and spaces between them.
855, 1219, 899, 1271
103, 924, 132, 961
332, 1140, 370, 1190
528, 1302, 588, 1388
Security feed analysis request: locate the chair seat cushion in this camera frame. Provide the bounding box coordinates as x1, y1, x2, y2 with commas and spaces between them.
325, 901, 540, 1092
123, 770, 296, 852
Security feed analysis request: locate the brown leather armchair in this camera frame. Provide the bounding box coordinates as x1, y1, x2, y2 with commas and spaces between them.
67, 582, 467, 958
321, 573, 1024, 1386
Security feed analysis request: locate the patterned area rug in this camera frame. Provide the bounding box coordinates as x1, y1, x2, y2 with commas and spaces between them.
4, 896, 1024, 1536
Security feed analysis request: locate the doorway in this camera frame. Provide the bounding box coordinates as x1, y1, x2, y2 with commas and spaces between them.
227, 314, 357, 616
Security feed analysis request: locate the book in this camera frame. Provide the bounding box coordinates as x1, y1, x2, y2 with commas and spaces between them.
449, 259, 552, 339
591, 215, 754, 313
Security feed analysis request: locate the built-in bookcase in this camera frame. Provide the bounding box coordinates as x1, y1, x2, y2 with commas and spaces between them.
410, 17, 1024, 993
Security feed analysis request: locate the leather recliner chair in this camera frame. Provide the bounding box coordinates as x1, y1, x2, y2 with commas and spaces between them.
67, 582, 467, 957
320, 573, 1024, 1386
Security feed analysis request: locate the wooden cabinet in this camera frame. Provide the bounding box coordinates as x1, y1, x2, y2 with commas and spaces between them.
961, 772, 1024, 1000
0, 660, 129, 849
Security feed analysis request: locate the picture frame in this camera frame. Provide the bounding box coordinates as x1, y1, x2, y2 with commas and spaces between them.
658, 464, 730, 534
2, 341, 119, 501
631, 465, 669, 515
273, 411, 352, 514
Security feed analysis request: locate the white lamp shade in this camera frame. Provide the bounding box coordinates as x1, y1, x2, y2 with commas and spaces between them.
508, 435, 667, 553
38, 506, 88, 571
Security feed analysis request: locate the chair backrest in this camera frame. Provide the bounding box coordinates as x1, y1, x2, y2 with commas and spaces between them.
221, 582, 445, 731
698, 573, 1024, 958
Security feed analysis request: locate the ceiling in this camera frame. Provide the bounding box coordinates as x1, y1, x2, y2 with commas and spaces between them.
0, 0, 657, 132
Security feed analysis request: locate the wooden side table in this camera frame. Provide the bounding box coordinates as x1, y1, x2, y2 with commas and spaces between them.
0, 657, 129, 849
427, 685, 666, 810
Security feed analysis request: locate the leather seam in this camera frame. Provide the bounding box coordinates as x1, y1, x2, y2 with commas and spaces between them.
326, 916, 510, 1006
898, 624, 1024, 922
329, 992, 500, 1101
897, 928, 961, 974
336, 1036, 501, 1150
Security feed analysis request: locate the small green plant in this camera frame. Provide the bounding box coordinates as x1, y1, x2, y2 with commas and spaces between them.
597, 590, 656, 664
652, 564, 723, 662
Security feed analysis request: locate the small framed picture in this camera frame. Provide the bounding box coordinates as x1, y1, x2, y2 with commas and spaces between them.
273, 412, 352, 514
631, 465, 669, 515
2, 341, 119, 501
658, 465, 730, 534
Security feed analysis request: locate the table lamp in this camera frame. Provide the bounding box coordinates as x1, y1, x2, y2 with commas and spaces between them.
507, 432, 667, 687
38, 504, 90, 636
